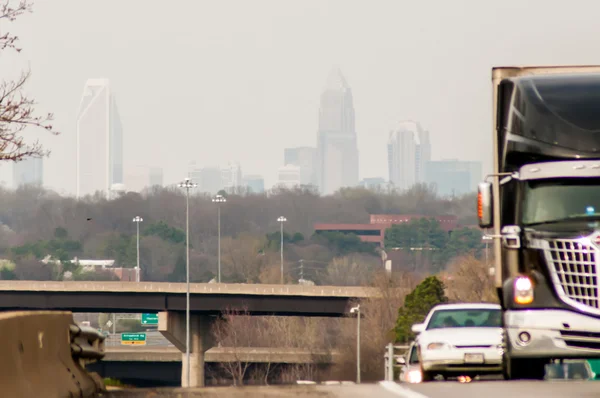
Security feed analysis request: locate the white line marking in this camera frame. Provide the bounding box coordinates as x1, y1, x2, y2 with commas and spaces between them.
379, 381, 431, 398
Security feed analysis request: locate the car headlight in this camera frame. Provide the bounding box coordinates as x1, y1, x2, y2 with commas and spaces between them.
427, 342, 448, 350
514, 276, 534, 304
407, 369, 422, 383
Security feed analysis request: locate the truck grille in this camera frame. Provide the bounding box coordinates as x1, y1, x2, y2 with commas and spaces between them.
545, 239, 600, 312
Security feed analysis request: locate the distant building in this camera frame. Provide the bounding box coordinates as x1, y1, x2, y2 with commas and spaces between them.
284, 147, 318, 186
188, 166, 222, 194
76, 78, 123, 199
314, 214, 458, 248
387, 121, 431, 191
243, 175, 265, 193
425, 159, 482, 196
149, 168, 163, 187
221, 162, 243, 192
317, 68, 359, 195
277, 164, 302, 189
359, 177, 387, 190
13, 157, 43, 188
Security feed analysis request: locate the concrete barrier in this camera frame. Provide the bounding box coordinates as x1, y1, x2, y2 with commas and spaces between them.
0, 311, 105, 398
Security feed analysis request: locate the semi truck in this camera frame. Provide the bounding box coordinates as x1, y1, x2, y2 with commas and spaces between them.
478, 66, 600, 379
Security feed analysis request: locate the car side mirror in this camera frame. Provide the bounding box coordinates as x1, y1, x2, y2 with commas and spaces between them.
396, 357, 406, 366
478, 182, 493, 228
411, 323, 425, 334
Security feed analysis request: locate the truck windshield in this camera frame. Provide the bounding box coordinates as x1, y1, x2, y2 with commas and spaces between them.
522, 178, 600, 225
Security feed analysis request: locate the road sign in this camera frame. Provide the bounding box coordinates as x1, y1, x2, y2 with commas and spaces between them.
121, 333, 147, 345
141, 313, 158, 325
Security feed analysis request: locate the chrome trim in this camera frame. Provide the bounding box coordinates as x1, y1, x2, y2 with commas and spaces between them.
518, 160, 600, 181
540, 234, 600, 316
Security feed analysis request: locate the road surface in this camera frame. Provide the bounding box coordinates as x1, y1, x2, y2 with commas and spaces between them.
100, 380, 600, 397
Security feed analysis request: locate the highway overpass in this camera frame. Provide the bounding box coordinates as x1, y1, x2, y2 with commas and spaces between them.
90, 346, 340, 386
0, 280, 382, 387
0, 281, 378, 316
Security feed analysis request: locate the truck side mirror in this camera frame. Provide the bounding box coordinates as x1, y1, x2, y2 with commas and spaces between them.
478, 182, 493, 228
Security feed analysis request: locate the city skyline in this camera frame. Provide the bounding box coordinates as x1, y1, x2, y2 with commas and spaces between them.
4, 0, 577, 192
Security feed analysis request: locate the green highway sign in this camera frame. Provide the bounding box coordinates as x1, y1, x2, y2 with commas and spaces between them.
121, 333, 147, 345
141, 313, 158, 325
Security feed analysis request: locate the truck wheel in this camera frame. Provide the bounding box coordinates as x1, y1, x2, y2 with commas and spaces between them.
503, 354, 546, 380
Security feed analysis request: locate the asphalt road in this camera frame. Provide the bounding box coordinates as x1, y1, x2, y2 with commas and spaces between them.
99, 381, 600, 397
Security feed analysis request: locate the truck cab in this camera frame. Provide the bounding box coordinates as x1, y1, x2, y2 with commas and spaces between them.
478, 67, 600, 379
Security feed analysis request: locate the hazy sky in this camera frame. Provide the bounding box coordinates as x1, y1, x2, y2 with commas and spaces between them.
2, 0, 600, 193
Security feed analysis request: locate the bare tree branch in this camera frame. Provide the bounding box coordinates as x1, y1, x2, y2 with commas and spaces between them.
0, 1, 59, 162
0, 1, 31, 51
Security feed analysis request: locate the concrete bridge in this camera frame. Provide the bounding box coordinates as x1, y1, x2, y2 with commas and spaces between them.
0, 281, 376, 316
0, 281, 384, 388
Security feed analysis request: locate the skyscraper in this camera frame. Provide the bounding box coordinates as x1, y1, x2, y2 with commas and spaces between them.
76, 79, 123, 198
13, 157, 43, 188
284, 147, 317, 186
387, 121, 431, 191
425, 159, 482, 196
317, 68, 359, 195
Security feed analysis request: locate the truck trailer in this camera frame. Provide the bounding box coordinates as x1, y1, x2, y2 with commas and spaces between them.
478, 65, 600, 379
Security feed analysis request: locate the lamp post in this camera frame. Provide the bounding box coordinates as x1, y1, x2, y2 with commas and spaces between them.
178, 177, 196, 387
132, 216, 143, 282
350, 304, 361, 383
277, 216, 287, 284
212, 194, 226, 283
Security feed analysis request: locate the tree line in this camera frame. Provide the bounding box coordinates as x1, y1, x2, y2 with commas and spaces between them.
0, 183, 482, 284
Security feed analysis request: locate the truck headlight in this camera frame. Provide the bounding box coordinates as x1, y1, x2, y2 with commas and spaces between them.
427, 342, 448, 350
514, 276, 534, 304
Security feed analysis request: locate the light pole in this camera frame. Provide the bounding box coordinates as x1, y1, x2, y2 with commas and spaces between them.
178, 177, 196, 387
212, 194, 226, 283
277, 216, 287, 284
350, 304, 361, 383
132, 216, 143, 282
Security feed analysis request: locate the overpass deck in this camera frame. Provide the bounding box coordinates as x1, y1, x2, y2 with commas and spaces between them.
0, 281, 379, 316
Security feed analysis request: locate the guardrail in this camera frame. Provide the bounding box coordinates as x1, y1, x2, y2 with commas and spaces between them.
0, 311, 105, 397
384, 343, 410, 381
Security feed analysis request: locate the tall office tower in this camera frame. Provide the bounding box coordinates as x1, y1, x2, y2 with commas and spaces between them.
221, 162, 242, 192
284, 147, 318, 186
13, 157, 43, 188
387, 121, 431, 191
317, 68, 359, 195
76, 79, 123, 199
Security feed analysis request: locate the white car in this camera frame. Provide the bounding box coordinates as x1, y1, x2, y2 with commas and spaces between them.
412, 303, 503, 381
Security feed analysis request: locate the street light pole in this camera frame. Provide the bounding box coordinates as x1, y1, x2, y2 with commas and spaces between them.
277, 216, 287, 284
351, 304, 361, 383
132, 216, 143, 282
178, 177, 196, 387
212, 194, 226, 283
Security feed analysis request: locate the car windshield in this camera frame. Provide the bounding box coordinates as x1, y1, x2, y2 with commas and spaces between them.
426, 308, 501, 330
522, 178, 600, 225
408, 345, 419, 364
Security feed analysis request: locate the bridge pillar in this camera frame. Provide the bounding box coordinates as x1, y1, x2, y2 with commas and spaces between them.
158, 312, 215, 387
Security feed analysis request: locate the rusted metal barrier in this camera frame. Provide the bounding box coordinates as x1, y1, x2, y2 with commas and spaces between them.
0, 311, 105, 398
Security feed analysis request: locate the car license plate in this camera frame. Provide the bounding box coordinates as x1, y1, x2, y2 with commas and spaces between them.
464, 353, 484, 364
